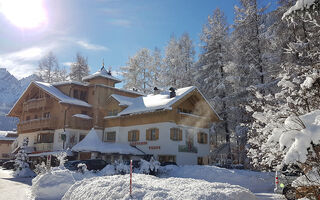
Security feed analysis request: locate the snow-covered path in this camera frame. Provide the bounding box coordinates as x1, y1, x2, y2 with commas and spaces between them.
0, 168, 32, 200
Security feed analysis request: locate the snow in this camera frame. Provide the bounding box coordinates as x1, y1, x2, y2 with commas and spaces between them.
282, 0, 317, 19
72, 114, 92, 119
82, 67, 121, 83
273, 110, 320, 164
52, 81, 88, 87
0, 168, 32, 200
159, 165, 275, 193
28, 149, 73, 157
31, 167, 96, 200
62, 174, 257, 200
107, 86, 197, 116
0, 130, 17, 141
292, 167, 320, 187
72, 128, 145, 155
34, 81, 92, 108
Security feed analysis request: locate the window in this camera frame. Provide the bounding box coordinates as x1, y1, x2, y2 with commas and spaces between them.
2, 153, 9, 158
146, 128, 159, 141
104, 131, 116, 142
80, 91, 87, 101
26, 116, 30, 121
34, 114, 38, 119
37, 133, 54, 143
170, 128, 182, 141
73, 89, 79, 99
158, 155, 176, 163
197, 132, 208, 144
43, 112, 50, 118
128, 130, 139, 142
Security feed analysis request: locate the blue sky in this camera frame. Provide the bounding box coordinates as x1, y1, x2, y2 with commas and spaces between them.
0, 0, 275, 81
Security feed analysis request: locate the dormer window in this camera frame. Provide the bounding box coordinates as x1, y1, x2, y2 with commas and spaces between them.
73, 89, 79, 99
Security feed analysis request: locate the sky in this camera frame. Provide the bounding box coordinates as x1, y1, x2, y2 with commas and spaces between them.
0, 0, 276, 82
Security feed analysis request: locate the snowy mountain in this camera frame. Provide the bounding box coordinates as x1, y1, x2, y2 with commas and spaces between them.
0, 68, 41, 131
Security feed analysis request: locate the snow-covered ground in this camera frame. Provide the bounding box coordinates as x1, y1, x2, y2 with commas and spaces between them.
0, 168, 32, 200
0, 165, 285, 200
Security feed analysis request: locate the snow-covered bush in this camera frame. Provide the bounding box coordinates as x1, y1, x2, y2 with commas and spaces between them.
138, 157, 160, 175
77, 163, 88, 174
56, 151, 68, 168
13, 137, 36, 178
98, 165, 116, 176
34, 162, 47, 175
114, 160, 130, 175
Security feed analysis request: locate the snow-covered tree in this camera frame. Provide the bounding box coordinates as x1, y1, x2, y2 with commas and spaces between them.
121, 48, 154, 94
69, 53, 90, 82
163, 33, 196, 88
13, 137, 35, 177
37, 52, 62, 83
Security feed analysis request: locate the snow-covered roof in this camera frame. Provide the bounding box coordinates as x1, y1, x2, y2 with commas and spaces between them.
109, 94, 135, 106
34, 82, 92, 108
72, 128, 144, 155
28, 149, 73, 157
0, 131, 17, 141
106, 86, 197, 116
52, 81, 88, 87
82, 67, 121, 83
72, 114, 93, 120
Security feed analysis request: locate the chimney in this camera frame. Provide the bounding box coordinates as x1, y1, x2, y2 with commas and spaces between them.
169, 87, 176, 98
154, 87, 160, 95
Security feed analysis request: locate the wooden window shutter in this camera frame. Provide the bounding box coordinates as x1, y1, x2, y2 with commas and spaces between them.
137, 131, 140, 141
155, 128, 159, 140
170, 128, 174, 140
128, 131, 131, 141
146, 129, 150, 140
204, 133, 208, 144
179, 129, 182, 141
197, 132, 201, 143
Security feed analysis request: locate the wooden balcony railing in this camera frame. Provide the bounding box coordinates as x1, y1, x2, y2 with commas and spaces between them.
17, 118, 56, 133
67, 117, 93, 130
22, 98, 52, 112
34, 143, 53, 152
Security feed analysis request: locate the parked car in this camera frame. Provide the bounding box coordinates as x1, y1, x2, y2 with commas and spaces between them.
0, 159, 10, 166
2, 160, 16, 170
64, 159, 107, 171
274, 165, 303, 200
160, 162, 177, 166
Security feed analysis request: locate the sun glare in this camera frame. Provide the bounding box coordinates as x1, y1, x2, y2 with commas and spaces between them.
0, 0, 47, 29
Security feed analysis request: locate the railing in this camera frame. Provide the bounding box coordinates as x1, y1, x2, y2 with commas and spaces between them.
17, 118, 56, 133
22, 98, 52, 112
34, 143, 53, 152
67, 117, 93, 130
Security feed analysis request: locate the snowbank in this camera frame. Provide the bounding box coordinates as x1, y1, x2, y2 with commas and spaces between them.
31, 167, 96, 200
159, 165, 274, 193
62, 174, 257, 200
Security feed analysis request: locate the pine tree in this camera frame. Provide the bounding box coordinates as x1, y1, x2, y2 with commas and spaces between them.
13, 137, 35, 177
69, 53, 90, 82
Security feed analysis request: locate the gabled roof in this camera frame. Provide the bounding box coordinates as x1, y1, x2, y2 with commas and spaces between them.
82, 67, 121, 83
72, 128, 144, 155
8, 81, 91, 116
105, 86, 220, 120
34, 82, 91, 107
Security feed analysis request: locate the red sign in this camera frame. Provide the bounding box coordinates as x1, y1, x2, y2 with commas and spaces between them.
130, 141, 147, 146
149, 146, 160, 150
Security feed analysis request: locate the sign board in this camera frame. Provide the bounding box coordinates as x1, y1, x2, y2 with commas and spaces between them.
130, 141, 147, 146
149, 146, 160, 150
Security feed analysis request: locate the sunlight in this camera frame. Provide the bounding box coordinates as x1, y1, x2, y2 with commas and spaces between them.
0, 0, 47, 29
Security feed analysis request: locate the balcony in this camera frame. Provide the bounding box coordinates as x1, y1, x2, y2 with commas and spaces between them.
22, 98, 52, 112
67, 117, 93, 130
34, 143, 53, 152
17, 118, 56, 133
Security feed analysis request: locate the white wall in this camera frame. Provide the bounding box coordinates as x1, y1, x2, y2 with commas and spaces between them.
105, 122, 210, 165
